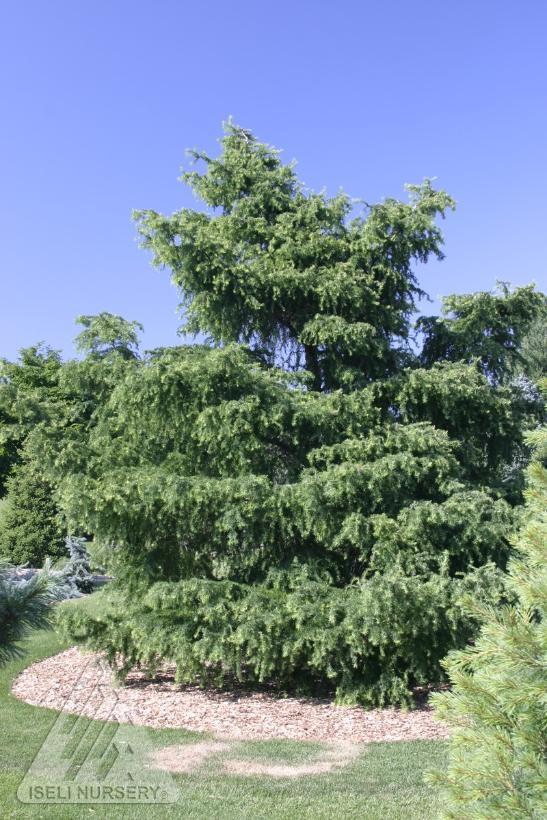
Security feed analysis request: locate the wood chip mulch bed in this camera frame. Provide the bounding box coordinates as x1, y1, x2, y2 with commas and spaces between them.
11, 648, 449, 744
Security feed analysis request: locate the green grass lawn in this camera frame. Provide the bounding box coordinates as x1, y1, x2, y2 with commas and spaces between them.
0, 597, 446, 819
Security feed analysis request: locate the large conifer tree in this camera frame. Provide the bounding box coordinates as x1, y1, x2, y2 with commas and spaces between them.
37, 124, 543, 705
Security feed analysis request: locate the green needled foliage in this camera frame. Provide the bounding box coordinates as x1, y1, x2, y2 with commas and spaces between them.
0, 453, 66, 566
427, 382, 547, 818
418, 283, 546, 385
512, 310, 547, 383
134, 121, 455, 391
0, 559, 62, 664
74, 312, 143, 361
34, 124, 543, 706
0, 344, 63, 496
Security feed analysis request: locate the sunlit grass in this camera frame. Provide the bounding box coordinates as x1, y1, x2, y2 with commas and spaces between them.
0, 596, 446, 819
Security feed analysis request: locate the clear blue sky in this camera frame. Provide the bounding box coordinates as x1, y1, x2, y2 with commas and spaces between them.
1, 0, 546, 360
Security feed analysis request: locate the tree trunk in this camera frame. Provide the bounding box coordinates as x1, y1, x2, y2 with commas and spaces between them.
304, 344, 322, 391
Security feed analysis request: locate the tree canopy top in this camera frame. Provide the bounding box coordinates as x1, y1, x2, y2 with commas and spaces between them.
135, 122, 456, 390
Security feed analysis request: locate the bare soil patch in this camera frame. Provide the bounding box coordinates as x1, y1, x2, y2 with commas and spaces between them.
12, 648, 449, 743
148, 739, 360, 778
222, 741, 361, 778
151, 741, 231, 774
